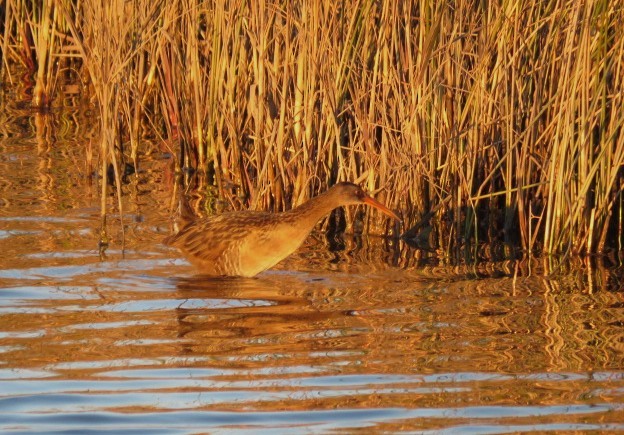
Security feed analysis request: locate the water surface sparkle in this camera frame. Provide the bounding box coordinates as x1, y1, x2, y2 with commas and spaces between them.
0, 137, 623, 433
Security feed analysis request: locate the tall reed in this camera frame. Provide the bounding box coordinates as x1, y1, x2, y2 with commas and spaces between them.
58, 0, 167, 246
1, 0, 623, 256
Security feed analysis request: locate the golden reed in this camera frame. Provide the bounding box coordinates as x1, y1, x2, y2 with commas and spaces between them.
1, 0, 622, 256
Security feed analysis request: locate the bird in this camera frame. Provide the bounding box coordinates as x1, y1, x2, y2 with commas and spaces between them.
163, 182, 401, 277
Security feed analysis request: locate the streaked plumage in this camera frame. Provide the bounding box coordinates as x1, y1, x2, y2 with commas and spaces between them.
164, 182, 400, 277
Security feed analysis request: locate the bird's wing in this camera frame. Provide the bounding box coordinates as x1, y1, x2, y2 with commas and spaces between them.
163, 211, 274, 263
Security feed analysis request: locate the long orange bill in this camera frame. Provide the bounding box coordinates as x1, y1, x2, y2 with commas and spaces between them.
363, 196, 401, 221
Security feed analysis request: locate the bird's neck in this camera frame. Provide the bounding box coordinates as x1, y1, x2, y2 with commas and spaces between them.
283, 188, 343, 230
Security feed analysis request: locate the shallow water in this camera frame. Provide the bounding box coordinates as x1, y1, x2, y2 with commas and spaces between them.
1, 133, 624, 433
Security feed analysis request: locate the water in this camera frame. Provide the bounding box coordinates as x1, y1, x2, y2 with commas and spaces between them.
1, 128, 623, 433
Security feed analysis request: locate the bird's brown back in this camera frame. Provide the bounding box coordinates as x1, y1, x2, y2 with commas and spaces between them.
164, 211, 278, 269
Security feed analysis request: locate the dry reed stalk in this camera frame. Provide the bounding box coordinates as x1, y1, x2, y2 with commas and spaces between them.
29, 0, 56, 107
3, 0, 623, 257
0, 0, 36, 81
0, 0, 17, 80
59, 0, 168, 247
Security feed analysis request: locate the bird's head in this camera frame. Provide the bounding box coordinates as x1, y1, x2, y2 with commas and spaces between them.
331, 182, 401, 221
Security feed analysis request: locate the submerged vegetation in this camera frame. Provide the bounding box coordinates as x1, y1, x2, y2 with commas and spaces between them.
0, 0, 623, 258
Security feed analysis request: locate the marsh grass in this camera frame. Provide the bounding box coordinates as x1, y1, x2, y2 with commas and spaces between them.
1, 0, 623, 257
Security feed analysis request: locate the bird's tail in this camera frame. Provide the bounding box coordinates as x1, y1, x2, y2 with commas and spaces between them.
164, 193, 197, 246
